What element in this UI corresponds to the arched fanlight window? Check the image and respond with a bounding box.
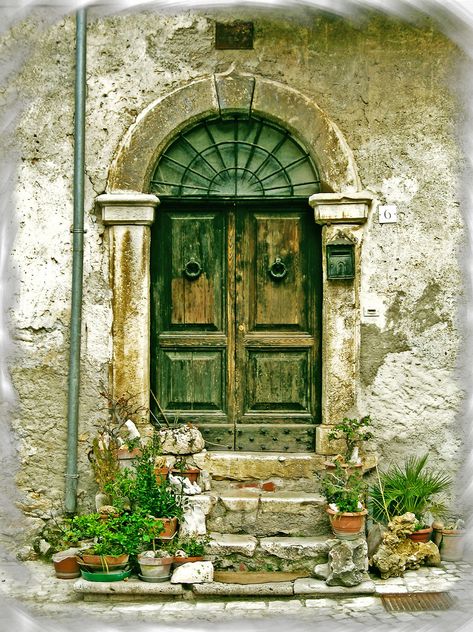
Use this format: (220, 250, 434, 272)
(150, 115, 320, 198)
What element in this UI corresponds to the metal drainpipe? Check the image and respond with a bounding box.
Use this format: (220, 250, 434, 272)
(65, 8, 87, 514)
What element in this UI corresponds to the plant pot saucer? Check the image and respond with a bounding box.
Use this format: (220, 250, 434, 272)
(80, 568, 132, 582)
(138, 573, 171, 583)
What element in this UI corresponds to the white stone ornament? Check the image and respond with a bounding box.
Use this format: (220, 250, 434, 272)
(170, 561, 214, 584)
(168, 474, 201, 495)
(179, 503, 207, 537)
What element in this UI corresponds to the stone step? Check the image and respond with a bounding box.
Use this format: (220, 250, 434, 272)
(200, 451, 326, 489)
(207, 533, 331, 573)
(205, 490, 330, 537)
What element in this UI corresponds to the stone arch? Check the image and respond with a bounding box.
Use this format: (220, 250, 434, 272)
(107, 73, 361, 194)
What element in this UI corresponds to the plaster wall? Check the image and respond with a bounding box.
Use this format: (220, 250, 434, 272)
(2, 7, 465, 552)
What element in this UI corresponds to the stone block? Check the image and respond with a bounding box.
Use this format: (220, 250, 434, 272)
(170, 561, 214, 584)
(294, 577, 375, 595)
(192, 581, 294, 596)
(73, 578, 184, 595)
(259, 537, 329, 560)
(208, 533, 258, 557)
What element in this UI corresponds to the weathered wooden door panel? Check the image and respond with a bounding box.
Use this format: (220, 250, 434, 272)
(151, 201, 321, 451)
(234, 206, 320, 451)
(151, 209, 231, 434)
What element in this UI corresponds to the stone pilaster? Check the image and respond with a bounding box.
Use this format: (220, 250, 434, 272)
(97, 193, 159, 418)
(309, 192, 374, 455)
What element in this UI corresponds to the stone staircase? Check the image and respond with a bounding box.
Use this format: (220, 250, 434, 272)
(200, 451, 333, 572)
(73, 451, 376, 601)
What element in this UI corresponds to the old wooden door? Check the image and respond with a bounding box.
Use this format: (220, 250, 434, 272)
(151, 200, 321, 451)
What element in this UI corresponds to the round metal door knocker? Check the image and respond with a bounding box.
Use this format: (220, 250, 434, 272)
(268, 257, 287, 280)
(183, 258, 203, 280)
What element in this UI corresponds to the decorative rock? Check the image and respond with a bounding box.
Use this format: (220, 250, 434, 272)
(17, 546, 37, 561)
(313, 563, 330, 580)
(326, 538, 368, 587)
(370, 513, 441, 579)
(367, 523, 386, 557)
(179, 503, 207, 537)
(95, 492, 111, 512)
(38, 539, 52, 556)
(168, 474, 202, 495)
(372, 539, 441, 579)
(157, 426, 205, 455)
(170, 561, 214, 584)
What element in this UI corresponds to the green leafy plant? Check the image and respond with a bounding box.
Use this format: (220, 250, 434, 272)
(369, 453, 452, 526)
(63, 510, 159, 557)
(104, 435, 185, 520)
(168, 535, 209, 558)
(320, 461, 366, 513)
(88, 387, 146, 492)
(328, 415, 373, 462)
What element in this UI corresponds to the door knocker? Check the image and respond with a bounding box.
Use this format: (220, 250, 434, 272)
(183, 257, 203, 280)
(268, 256, 288, 280)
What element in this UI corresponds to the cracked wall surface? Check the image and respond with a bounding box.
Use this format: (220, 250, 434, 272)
(2, 7, 466, 554)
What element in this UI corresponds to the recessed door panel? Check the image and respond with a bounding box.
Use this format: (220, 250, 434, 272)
(246, 350, 310, 412)
(158, 350, 226, 412)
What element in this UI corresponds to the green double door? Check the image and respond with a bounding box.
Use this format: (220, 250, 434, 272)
(151, 201, 322, 451)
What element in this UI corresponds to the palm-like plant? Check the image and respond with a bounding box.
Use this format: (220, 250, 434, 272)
(369, 454, 452, 526)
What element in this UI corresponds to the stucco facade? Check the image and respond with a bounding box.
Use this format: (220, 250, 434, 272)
(2, 6, 466, 552)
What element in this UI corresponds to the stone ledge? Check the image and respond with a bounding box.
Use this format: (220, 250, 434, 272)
(192, 581, 294, 596)
(74, 578, 184, 596)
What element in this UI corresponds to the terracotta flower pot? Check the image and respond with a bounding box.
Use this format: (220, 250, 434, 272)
(151, 516, 178, 539)
(326, 507, 367, 540)
(407, 526, 433, 543)
(78, 552, 129, 571)
(117, 446, 142, 470)
(138, 554, 174, 581)
(52, 552, 81, 579)
(439, 529, 465, 561)
(155, 466, 170, 483)
(171, 468, 200, 483)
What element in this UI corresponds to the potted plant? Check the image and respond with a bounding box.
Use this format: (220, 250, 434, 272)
(320, 461, 368, 539)
(369, 453, 452, 542)
(88, 388, 146, 509)
(105, 435, 185, 540)
(327, 415, 373, 467)
(169, 536, 208, 566)
(171, 457, 201, 483)
(137, 546, 174, 582)
(64, 510, 158, 580)
(433, 515, 466, 561)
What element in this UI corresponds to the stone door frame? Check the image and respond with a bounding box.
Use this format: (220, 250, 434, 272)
(96, 73, 374, 455)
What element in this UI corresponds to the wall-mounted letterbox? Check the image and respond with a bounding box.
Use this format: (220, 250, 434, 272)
(326, 236, 355, 280)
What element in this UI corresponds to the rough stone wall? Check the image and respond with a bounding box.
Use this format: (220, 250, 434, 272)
(3, 7, 465, 549)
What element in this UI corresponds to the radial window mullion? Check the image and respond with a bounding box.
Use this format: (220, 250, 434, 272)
(151, 115, 320, 198)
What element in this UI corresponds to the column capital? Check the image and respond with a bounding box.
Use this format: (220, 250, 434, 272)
(309, 191, 374, 225)
(96, 193, 160, 225)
